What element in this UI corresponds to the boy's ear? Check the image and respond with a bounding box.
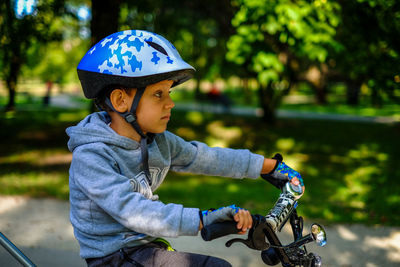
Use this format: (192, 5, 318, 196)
(109, 89, 131, 113)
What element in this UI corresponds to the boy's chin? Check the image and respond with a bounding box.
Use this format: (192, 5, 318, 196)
(152, 127, 168, 134)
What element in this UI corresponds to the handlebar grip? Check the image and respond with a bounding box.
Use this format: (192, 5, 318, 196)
(272, 153, 283, 162)
(201, 221, 239, 241)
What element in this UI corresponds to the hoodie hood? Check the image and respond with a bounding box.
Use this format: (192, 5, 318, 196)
(66, 112, 140, 152)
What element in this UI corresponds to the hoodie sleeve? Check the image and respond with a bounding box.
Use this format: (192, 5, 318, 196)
(164, 131, 264, 179)
(70, 144, 200, 237)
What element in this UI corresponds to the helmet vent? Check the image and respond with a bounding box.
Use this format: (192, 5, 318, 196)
(146, 41, 168, 56)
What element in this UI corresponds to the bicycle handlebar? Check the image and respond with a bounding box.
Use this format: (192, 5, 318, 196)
(200, 154, 327, 266)
(201, 214, 271, 251)
(201, 221, 239, 241)
(202, 153, 285, 242)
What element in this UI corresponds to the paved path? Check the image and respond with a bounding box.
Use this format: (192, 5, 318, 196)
(49, 94, 400, 125)
(0, 196, 399, 267)
(173, 103, 399, 124)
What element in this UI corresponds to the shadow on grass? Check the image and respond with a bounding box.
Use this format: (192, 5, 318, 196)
(167, 110, 400, 226)
(1, 107, 399, 225)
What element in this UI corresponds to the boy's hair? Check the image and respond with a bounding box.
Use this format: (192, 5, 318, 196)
(95, 86, 134, 112)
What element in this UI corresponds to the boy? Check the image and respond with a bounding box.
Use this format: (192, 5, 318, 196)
(67, 30, 304, 266)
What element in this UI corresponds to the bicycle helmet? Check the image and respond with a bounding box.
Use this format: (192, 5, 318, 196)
(77, 30, 195, 185)
(77, 29, 195, 99)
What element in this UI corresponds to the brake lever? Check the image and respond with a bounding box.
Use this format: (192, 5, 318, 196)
(225, 215, 270, 251)
(290, 210, 304, 241)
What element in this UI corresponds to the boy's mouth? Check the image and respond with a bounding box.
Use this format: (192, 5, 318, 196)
(161, 114, 171, 120)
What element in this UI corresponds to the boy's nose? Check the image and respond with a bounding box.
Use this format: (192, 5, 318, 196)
(165, 96, 175, 109)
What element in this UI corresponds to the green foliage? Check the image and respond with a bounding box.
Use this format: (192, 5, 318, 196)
(226, 0, 400, 115)
(253, 52, 283, 86)
(0, 106, 89, 199)
(227, 0, 342, 121)
(0, 103, 399, 226)
(0, 0, 67, 72)
(4, 0, 399, 113)
(228, 0, 341, 81)
(20, 1, 89, 84)
(333, 0, 400, 104)
(23, 38, 88, 84)
(0, 0, 73, 110)
(118, 0, 239, 83)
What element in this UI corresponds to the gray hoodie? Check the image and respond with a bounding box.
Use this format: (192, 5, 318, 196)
(66, 112, 264, 258)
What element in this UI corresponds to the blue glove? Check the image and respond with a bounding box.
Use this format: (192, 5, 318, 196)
(261, 153, 304, 189)
(200, 205, 240, 226)
(272, 161, 304, 186)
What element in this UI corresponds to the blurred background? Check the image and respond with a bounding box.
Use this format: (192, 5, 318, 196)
(0, 0, 399, 236)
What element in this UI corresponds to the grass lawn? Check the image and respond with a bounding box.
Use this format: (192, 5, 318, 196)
(279, 102, 400, 119)
(0, 105, 399, 226)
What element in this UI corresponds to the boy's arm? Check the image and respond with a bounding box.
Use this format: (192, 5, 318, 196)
(164, 131, 264, 179)
(164, 132, 303, 188)
(261, 158, 278, 174)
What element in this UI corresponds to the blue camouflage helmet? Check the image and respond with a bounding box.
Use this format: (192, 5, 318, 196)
(77, 29, 195, 99)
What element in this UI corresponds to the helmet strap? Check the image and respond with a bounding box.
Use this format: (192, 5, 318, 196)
(124, 87, 146, 138)
(104, 87, 152, 186)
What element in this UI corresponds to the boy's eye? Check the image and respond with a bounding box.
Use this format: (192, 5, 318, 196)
(154, 89, 172, 98)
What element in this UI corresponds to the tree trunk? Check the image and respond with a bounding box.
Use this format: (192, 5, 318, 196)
(4, 45, 22, 112)
(314, 85, 327, 105)
(90, 0, 121, 45)
(242, 78, 252, 104)
(3, 0, 19, 112)
(346, 81, 361, 106)
(371, 87, 382, 108)
(304, 65, 327, 105)
(89, 0, 121, 112)
(194, 79, 202, 101)
(258, 83, 276, 124)
(5, 79, 17, 111)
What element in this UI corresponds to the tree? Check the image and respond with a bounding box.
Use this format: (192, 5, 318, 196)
(0, 0, 66, 111)
(120, 0, 238, 98)
(90, 0, 121, 45)
(227, 0, 341, 123)
(333, 0, 400, 106)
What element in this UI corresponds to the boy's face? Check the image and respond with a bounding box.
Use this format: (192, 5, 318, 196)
(133, 80, 175, 134)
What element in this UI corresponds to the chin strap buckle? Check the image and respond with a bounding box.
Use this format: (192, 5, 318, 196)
(124, 113, 137, 123)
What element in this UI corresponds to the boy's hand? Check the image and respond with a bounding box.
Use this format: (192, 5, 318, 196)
(261, 154, 304, 192)
(200, 205, 252, 234)
(233, 208, 253, 234)
(273, 161, 304, 187)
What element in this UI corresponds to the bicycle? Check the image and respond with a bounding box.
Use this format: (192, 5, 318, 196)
(1, 152, 326, 267)
(0, 231, 36, 267)
(201, 166, 327, 267)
